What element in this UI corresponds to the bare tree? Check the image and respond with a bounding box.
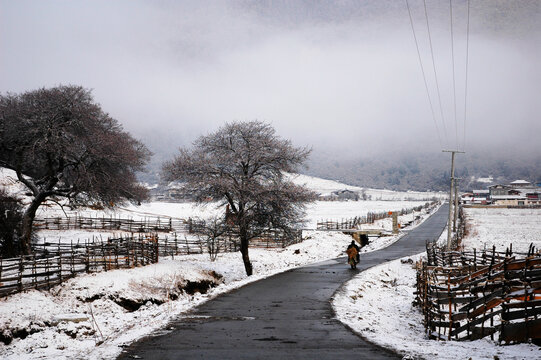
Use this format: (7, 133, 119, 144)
(195, 216, 230, 262)
(0, 85, 151, 254)
(163, 121, 316, 276)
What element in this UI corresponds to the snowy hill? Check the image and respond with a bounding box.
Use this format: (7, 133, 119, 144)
(1, 167, 444, 206)
(0, 167, 28, 202)
(287, 173, 444, 201)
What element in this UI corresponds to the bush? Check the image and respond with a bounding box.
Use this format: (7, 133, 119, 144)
(0, 190, 24, 257)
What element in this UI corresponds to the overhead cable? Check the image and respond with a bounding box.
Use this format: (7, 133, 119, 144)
(463, 0, 470, 152)
(449, 0, 458, 150)
(423, 0, 449, 148)
(405, 0, 443, 149)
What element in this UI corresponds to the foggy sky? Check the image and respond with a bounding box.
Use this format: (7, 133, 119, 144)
(1, 0, 540, 161)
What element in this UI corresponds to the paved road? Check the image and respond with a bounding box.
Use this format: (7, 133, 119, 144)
(118, 204, 448, 360)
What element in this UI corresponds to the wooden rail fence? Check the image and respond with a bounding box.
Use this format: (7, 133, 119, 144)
(416, 244, 541, 344)
(0, 228, 303, 298)
(0, 237, 159, 298)
(33, 215, 193, 233)
(316, 201, 438, 230)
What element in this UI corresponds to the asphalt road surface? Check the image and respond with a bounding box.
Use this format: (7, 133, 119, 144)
(118, 204, 448, 360)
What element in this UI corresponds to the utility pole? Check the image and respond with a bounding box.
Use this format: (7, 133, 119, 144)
(453, 178, 460, 232)
(443, 150, 465, 250)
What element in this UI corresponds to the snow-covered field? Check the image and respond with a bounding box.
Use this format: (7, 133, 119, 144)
(8, 165, 536, 360)
(462, 207, 541, 253)
(0, 203, 439, 359)
(1, 223, 419, 360)
(333, 207, 541, 359)
(287, 173, 445, 201)
(0, 167, 445, 359)
(37, 200, 430, 226)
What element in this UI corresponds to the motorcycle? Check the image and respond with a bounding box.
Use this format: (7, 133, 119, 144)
(346, 244, 359, 269)
(348, 255, 357, 269)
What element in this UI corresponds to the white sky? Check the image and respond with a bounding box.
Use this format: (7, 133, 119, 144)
(1, 0, 540, 157)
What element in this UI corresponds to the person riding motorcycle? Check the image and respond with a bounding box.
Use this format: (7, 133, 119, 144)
(346, 241, 359, 269)
(347, 240, 360, 262)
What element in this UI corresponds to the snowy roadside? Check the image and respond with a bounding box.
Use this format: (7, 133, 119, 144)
(1, 231, 351, 359)
(1, 226, 399, 360)
(332, 254, 539, 360)
(332, 207, 541, 359)
(0, 201, 440, 359)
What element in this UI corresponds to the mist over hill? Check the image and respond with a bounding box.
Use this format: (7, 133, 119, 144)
(304, 147, 541, 192)
(137, 137, 541, 192)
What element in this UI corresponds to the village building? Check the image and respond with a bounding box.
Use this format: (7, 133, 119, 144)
(318, 189, 360, 201)
(509, 179, 534, 188)
(488, 184, 510, 197)
(465, 179, 540, 206)
(471, 189, 491, 204)
(490, 194, 526, 206)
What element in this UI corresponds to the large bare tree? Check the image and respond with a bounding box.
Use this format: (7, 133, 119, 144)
(163, 121, 316, 276)
(0, 85, 150, 254)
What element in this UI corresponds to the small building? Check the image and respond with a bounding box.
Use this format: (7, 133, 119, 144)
(490, 195, 526, 206)
(489, 184, 510, 197)
(332, 189, 360, 201)
(318, 189, 359, 201)
(472, 189, 490, 200)
(509, 180, 533, 188)
(525, 192, 541, 205)
(460, 192, 474, 204)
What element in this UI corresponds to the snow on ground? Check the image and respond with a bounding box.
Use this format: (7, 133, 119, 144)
(287, 173, 445, 201)
(0, 202, 441, 359)
(333, 207, 541, 359)
(32, 201, 433, 246)
(462, 207, 541, 253)
(303, 200, 429, 229)
(0, 167, 27, 201)
(1, 228, 398, 360)
(35, 201, 224, 221)
(333, 255, 539, 360)
(34, 197, 433, 233)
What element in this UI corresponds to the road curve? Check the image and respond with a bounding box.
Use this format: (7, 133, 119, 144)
(118, 204, 448, 360)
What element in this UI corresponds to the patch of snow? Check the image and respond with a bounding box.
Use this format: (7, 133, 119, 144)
(333, 255, 538, 360)
(286, 173, 445, 201)
(333, 207, 541, 359)
(0, 205, 442, 359)
(476, 176, 494, 184)
(462, 208, 541, 253)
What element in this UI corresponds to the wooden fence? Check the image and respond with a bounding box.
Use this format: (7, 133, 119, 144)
(416, 244, 541, 344)
(0, 237, 159, 298)
(157, 229, 303, 258)
(316, 201, 438, 230)
(33, 215, 193, 233)
(0, 228, 303, 298)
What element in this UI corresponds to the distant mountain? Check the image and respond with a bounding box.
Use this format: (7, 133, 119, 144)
(304, 148, 541, 192)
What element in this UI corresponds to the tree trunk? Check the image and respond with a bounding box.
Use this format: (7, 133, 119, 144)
(20, 196, 44, 255)
(239, 226, 252, 276)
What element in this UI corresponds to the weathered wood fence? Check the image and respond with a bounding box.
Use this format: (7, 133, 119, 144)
(316, 201, 438, 230)
(34, 215, 191, 233)
(0, 228, 302, 298)
(416, 244, 541, 344)
(0, 237, 159, 298)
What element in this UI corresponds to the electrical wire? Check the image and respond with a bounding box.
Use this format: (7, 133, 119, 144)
(463, 0, 470, 152)
(423, 0, 449, 148)
(449, 0, 458, 150)
(405, 0, 443, 149)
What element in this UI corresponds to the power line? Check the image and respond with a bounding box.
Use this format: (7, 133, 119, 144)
(405, 0, 443, 149)
(449, 0, 458, 150)
(423, 0, 449, 148)
(463, 0, 470, 152)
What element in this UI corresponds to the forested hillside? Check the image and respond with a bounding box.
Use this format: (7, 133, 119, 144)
(305, 148, 541, 192)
